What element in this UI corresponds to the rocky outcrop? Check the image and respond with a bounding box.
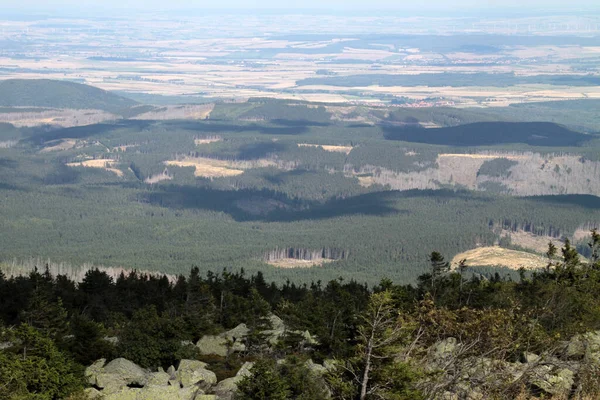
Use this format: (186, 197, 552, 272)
(176, 359, 218, 390)
(85, 358, 218, 400)
(422, 333, 600, 399)
(196, 324, 249, 357)
(213, 362, 254, 400)
(86, 358, 148, 393)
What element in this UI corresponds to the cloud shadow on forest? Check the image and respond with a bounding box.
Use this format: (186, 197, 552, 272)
(138, 184, 406, 222)
(0, 158, 17, 169)
(23, 120, 153, 144)
(527, 194, 600, 210)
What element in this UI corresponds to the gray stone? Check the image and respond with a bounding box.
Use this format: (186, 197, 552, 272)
(103, 336, 119, 345)
(305, 359, 328, 375)
(226, 323, 249, 339)
(236, 361, 254, 378)
(196, 324, 248, 356)
(213, 362, 254, 400)
(147, 370, 171, 387)
(102, 387, 141, 400)
(262, 314, 286, 345)
(523, 352, 540, 364)
(213, 378, 238, 400)
(85, 358, 106, 385)
(91, 358, 148, 394)
(177, 359, 218, 390)
(83, 387, 103, 399)
(532, 367, 575, 396)
(196, 336, 231, 357)
(433, 337, 459, 358)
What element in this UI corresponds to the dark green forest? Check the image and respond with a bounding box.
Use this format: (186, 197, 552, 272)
(2, 96, 600, 284)
(3, 236, 600, 399)
(0, 79, 138, 114)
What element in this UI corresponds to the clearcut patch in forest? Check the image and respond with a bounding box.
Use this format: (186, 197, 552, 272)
(40, 139, 78, 153)
(263, 247, 348, 269)
(266, 258, 328, 268)
(164, 157, 284, 179)
(298, 143, 353, 154)
(164, 157, 245, 178)
(452, 246, 547, 270)
(66, 159, 124, 176)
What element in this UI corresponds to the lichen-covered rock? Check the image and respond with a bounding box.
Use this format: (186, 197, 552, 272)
(531, 367, 575, 396)
(214, 378, 237, 400)
(177, 359, 218, 390)
(213, 362, 255, 400)
(196, 336, 231, 357)
(85, 358, 106, 385)
(195, 395, 217, 400)
(305, 359, 328, 375)
(94, 358, 148, 393)
(236, 361, 254, 378)
(433, 337, 459, 358)
(262, 314, 286, 345)
(102, 387, 142, 400)
(565, 330, 600, 366)
(147, 370, 171, 387)
(522, 352, 540, 364)
(227, 323, 250, 339)
(84, 387, 103, 399)
(196, 324, 248, 356)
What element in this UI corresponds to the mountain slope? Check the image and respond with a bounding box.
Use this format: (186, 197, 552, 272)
(0, 79, 137, 114)
(383, 121, 592, 147)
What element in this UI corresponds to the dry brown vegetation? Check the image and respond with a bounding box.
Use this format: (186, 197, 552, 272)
(40, 139, 78, 153)
(194, 136, 223, 145)
(298, 143, 353, 154)
(131, 104, 214, 120)
(0, 108, 117, 127)
(265, 258, 328, 269)
(164, 157, 245, 178)
(451, 246, 547, 270)
(164, 156, 293, 179)
(66, 159, 124, 176)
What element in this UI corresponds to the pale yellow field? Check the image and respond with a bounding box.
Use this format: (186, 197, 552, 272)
(132, 104, 214, 120)
(298, 143, 353, 154)
(194, 137, 222, 145)
(165, 157, 244, 178)
(451, 246, 547, 270)
(66, 159, 123, 176)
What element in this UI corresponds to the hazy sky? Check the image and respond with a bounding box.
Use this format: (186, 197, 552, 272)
(2, 0, 599, 12)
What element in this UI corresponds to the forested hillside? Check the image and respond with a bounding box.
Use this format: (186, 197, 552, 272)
(2, 95, 600, 284)
(0, 79, 138, 114)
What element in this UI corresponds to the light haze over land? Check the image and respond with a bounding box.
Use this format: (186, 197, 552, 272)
(1, 0, 599, 13)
